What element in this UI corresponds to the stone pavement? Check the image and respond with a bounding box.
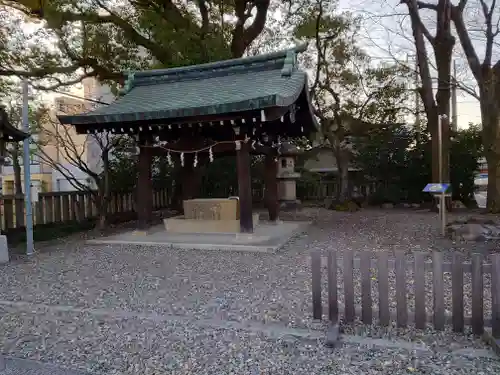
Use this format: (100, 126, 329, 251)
(86, 221, 310, 253)
(0, 356, 89, 375)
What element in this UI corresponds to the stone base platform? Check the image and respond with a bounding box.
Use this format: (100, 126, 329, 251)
(86, 221, 310, 253)
(164, 213, 260, 234)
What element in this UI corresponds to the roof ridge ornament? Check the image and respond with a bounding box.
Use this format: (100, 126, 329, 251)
(128, 44, 309, 82)
(119, 71, 135, 96)
(281, 50, 297, 77)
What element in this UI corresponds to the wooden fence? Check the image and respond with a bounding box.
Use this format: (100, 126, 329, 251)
(311, 251, 500, 338)
(0, 189, 170, 232)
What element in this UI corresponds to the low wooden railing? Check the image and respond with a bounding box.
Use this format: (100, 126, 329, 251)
(311, 251, 500, 338)
(0, 189, 170, 232)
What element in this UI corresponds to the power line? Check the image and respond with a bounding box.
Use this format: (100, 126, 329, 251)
(52, 90, 110, 106)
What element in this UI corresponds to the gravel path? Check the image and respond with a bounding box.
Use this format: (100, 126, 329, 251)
(0, 208, 498, 374)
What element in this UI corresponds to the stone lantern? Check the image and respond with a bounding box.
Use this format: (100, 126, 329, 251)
(277, 142, 301, 209)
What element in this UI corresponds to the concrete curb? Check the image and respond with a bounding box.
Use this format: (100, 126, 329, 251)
(86, 221, 311, 254)
(0, 356, 89, 374)
(86, 240, 278, 253)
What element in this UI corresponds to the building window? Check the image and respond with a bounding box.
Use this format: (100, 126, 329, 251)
(281, 158, 287, 168)
(58, 102, 66, 113)
(4, 181, 14, 195)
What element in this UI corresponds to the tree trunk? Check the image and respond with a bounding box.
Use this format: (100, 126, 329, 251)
(480, 71, 500, 212)
(404, 0, 454, 211)
(94, 192, 108, 231)
(11, 145, 24, 227)
(11, 146, 22, 195)
(485, 148, 500, 212)
(336, 150, 350, 202)
(97, 150, 110, 230)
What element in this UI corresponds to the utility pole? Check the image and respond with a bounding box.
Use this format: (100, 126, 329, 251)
(451, 59, 458, 132)
(414, 58, 421, 136)
(22, 79, 34, 256)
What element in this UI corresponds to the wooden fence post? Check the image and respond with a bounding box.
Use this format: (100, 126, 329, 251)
(53, 195, 62, 222)
(377, 252, 390, 327)
(311, 251, 322, 320)
(395, 251, 407, 327)
(451, 253, 464, 333)
(44, 195, 54, 223)
(433, 251, 445, 331)
(36, 198, 45, 226)
(492, 254, 500, 338)
(327, 251, 338, 323)
(471, 253, 484, 335)
(343, 251, 355, 323)
(77, 193, 86, 221)
(85, 193, 93, 219)
(414, 252, 426, 329)
(61, 194, 70, 222)
(360, 251, 372, 325)
(70, 194, 78, 221)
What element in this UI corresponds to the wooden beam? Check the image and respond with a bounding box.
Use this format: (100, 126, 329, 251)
(264, 154, 279, 221)
(137, 136, 153, 229)
(263, 106, 289, 122)
(236, 141, 253, 233)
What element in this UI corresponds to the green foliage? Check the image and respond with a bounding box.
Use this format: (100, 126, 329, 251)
(0, 0, 273, 89)
(353, 124, 482, 206)
(108, 137, 138, 192)
(450, 124, 482, 206)
(108, 138, 175, 192)
(289, 0, 411, 201)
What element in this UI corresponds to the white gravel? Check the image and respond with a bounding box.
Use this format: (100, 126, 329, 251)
(0, 208, 498, 374)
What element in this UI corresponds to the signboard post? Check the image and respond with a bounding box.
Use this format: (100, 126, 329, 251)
(423, 183, 450, 236)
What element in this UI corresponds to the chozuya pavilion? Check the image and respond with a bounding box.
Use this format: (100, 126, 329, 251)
(58, 44, 318, 234)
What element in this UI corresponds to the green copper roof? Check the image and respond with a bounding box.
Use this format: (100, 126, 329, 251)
(58, 44, 312, 126)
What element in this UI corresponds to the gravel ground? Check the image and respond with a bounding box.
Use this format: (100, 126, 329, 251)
(0, 306, 498, 375)
(0, 208, 498, 374)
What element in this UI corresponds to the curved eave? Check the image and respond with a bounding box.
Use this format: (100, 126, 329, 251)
(57, 95, 278, 126)
(302, 77, 320, 133)
(58, 73, 310, 127)
(0, 122, 30, 142)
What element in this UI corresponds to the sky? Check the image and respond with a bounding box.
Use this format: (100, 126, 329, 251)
(336, 0, 486, 129)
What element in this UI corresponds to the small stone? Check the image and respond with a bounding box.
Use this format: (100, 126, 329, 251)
(323, 198, 334, 209)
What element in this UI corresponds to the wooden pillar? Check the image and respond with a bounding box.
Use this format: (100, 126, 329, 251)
(181, 154, 197, 202)
(137, 136, 153, 229)
(237, 141, 253, 233)
(264, 154, 279, 222)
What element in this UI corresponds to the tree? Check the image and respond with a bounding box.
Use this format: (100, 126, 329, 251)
(400, 0, 455, 199)
(35, 111, 123, 229)
(414, 0, 500, 211)
(353, 121, 482, 206)
(353, 124, 422, 203)
(0, 0, 273, 88)
(293, 0, 410, 202)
